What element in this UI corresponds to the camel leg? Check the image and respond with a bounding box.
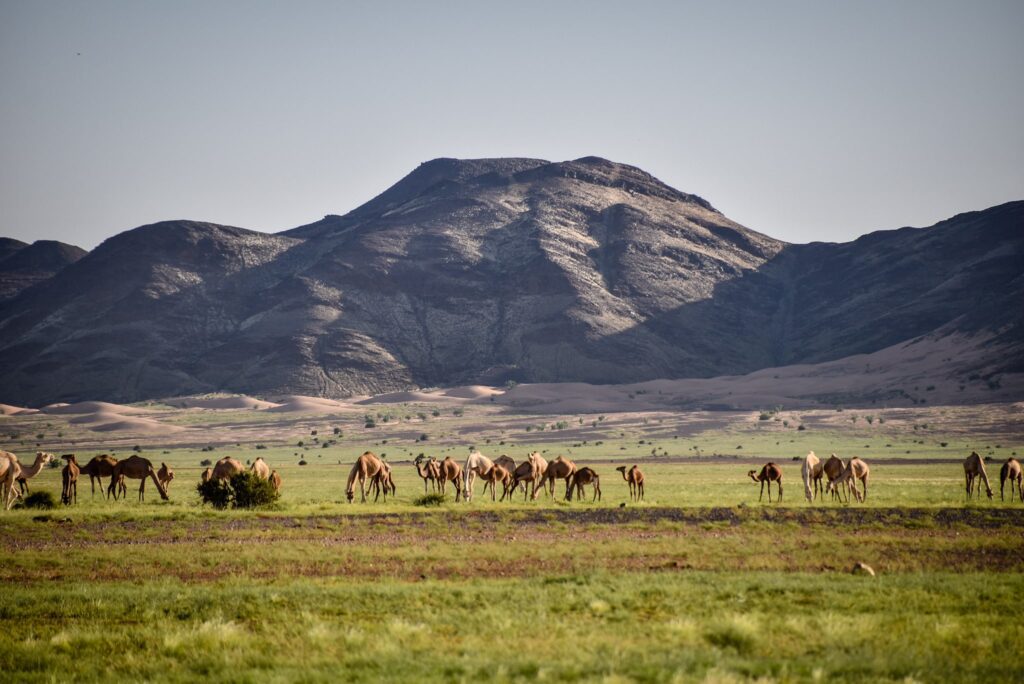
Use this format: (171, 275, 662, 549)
(759, 480, 765, 502)
(139, 478, 145, 502)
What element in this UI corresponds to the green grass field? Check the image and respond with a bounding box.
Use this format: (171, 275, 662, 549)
(2, 406, 1022, 682)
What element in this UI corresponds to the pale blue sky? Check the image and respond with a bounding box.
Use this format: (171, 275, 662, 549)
(1, 0, 1021, 249)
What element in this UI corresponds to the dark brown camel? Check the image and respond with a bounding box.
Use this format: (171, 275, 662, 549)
(748, 463, 783, 502)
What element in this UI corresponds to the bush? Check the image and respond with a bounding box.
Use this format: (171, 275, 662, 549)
(413, 493, 447, 507)
(197, 472, 279, 510)
(200, 459, 212, 467)
(20, 491, 57, 509)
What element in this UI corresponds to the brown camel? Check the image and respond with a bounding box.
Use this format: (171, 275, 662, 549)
(414, 454, 440, 493)
(212, 456, 245, 481)
(480, 464, 511, 502)
(833, 458, 870, 503)
(108, 455, 169, 502)
(963, 451, 993, 500)
(61, 454, 80, 506)
(1000, 458, 1022, 502)
(200, 467, 213, 483)
(269, 470, 282, 493)
(748, 463, 783, 502)
(346, 451, 386, 503)
(822, 454, 848, 502)
(157, 463, 175, 492)
(80, 455, 118, 498)
(372, 461, 397, 502)
(615, 465, 645, 502)
(569, 467, 601, 502)
(250, 457, 271, 480)
(437, 457, 463, 501)
(16, 452, 55, 495)
(536, 456, 576, 500)
(1, 450, 24, 510)
(484, 455, 516, 499)
(510, 460, 536, 500)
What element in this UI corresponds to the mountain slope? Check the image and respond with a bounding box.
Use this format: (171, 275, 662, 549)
(0, 158, 1020, 406)
(0, 239, 87, 301)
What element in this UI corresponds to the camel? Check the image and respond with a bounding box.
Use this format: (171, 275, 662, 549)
(269, 470, 282, 493)
(437, 457, 463, 501)
(482, 455, 516, 499)
(212, 456, 245, 481)
(999, 457, 1022, 502)
(79, 455, 119, 498)
(16, 452, 54, 495)
(200, 467, 213, 483)
(748, 463, 783, 502)
(61, 454, 80, 506)
(414, 454, 440, 493)
(963, 451, 993, 500)
(250, 457, 271, 480)
(822, 454, 848, 502)
(157, 463, 174, 492)
(833, 458, 870, 503)
(108, 455, 169, 502)
(479, 464, 511, 502)
(615, 465, 645, 502)
(463, 451, 495, 503)
(346, 451, 386, 503)
(0, 451, 24, 510)
(372, 461, 397, 502)
(569, 467, 601, 502)
(527, 452, 548, 491)
(536, 456, 576, 500)
(801, 451, 823, 503)
(510, 460, 537, 500)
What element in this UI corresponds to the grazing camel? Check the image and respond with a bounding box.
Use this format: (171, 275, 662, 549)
(510, 460, 537, 500)
(414, 454, 439, 493)
(250, 457, 271, 480)
(212, 456, 245, 481)
(157, 463, 174, 492)
(479, 464, 511, 502)
(536, 456, 576, 500)
(569, 467, 601, 502)
(822, 454, 848, 502)
(615, 465, 645, 502)
(200, 467, 213, 483)
(963, 451, 993, 500)
(999, 458, 1022, 502)
(801, 451, 823, 503)
(80, 455, 118, 498)
(346, 451, 386, 503)
(748, 463, 783, 503)
(463, 451, 495, 503)
(16, 452, 55, 495)
(482, 455, 516, 500)
(108, 455, 169, 502)
(61, 454, 80, 506)
(437, 457, 463, 501)
(269, 470, 282, 493)
(0, 451, 24, 510)
(833, 458, 870, 503)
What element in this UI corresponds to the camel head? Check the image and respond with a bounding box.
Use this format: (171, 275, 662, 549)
(747, 469, 759, 483)
(346, 488, 355, 503)
(37, 452, 54, 467)
(61, 453, 78, 465)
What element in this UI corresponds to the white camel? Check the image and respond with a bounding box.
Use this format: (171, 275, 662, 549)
(801, 450, 822, 503)
(463, 450, 495, 503)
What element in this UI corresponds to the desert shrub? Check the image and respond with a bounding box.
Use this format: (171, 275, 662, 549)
(797, 425, 806, 431)
(758, 412, 771, 421)
(197, 472, 279, 510)
(200, 459, 212, 466)
(413, 493, 447, 507)
(20, 491, 57, 509)
(452, 408, 464, 417)
(419, 433, 429, 441)
(364, 419, 376, 428)
(298, 459, 307, 466)
(255, 444, 267, 450)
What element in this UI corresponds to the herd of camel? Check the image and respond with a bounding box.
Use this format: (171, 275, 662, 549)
(1, 447, 1021, 510)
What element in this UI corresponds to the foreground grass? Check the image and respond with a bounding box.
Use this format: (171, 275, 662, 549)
(3, 572, 1021, 683)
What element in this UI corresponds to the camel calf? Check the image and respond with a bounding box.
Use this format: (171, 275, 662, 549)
(61, 454, 80, 506)
(749, 463, 783, 503)
(157, 463, 174, 492)
(569, 467, 601, 502)
(269, 470, 282, 493)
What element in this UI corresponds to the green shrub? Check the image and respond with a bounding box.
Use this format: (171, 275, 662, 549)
(20, 491, 57, 509)
(413, 493, 447, 507)
(196, 472, 279, 510)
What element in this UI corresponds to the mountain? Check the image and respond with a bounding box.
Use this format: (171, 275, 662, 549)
(0, 157, 1020, 406)
(0, 239, 87, 301)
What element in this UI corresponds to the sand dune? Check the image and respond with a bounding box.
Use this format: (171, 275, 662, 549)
(359, 385, 505, 404)
(43, 401, 145, 416)
(69, 410, 183, 433)
(443, 385, 504, 400)
(168, 395, 281, 410)
(266, 396, 361, 413)
(0, 403, 38, 416)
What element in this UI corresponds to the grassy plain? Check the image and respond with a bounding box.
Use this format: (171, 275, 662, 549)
(2, 401, 1022, 682)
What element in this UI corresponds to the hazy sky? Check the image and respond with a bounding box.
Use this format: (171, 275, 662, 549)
(1, 1, 1021, 250)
